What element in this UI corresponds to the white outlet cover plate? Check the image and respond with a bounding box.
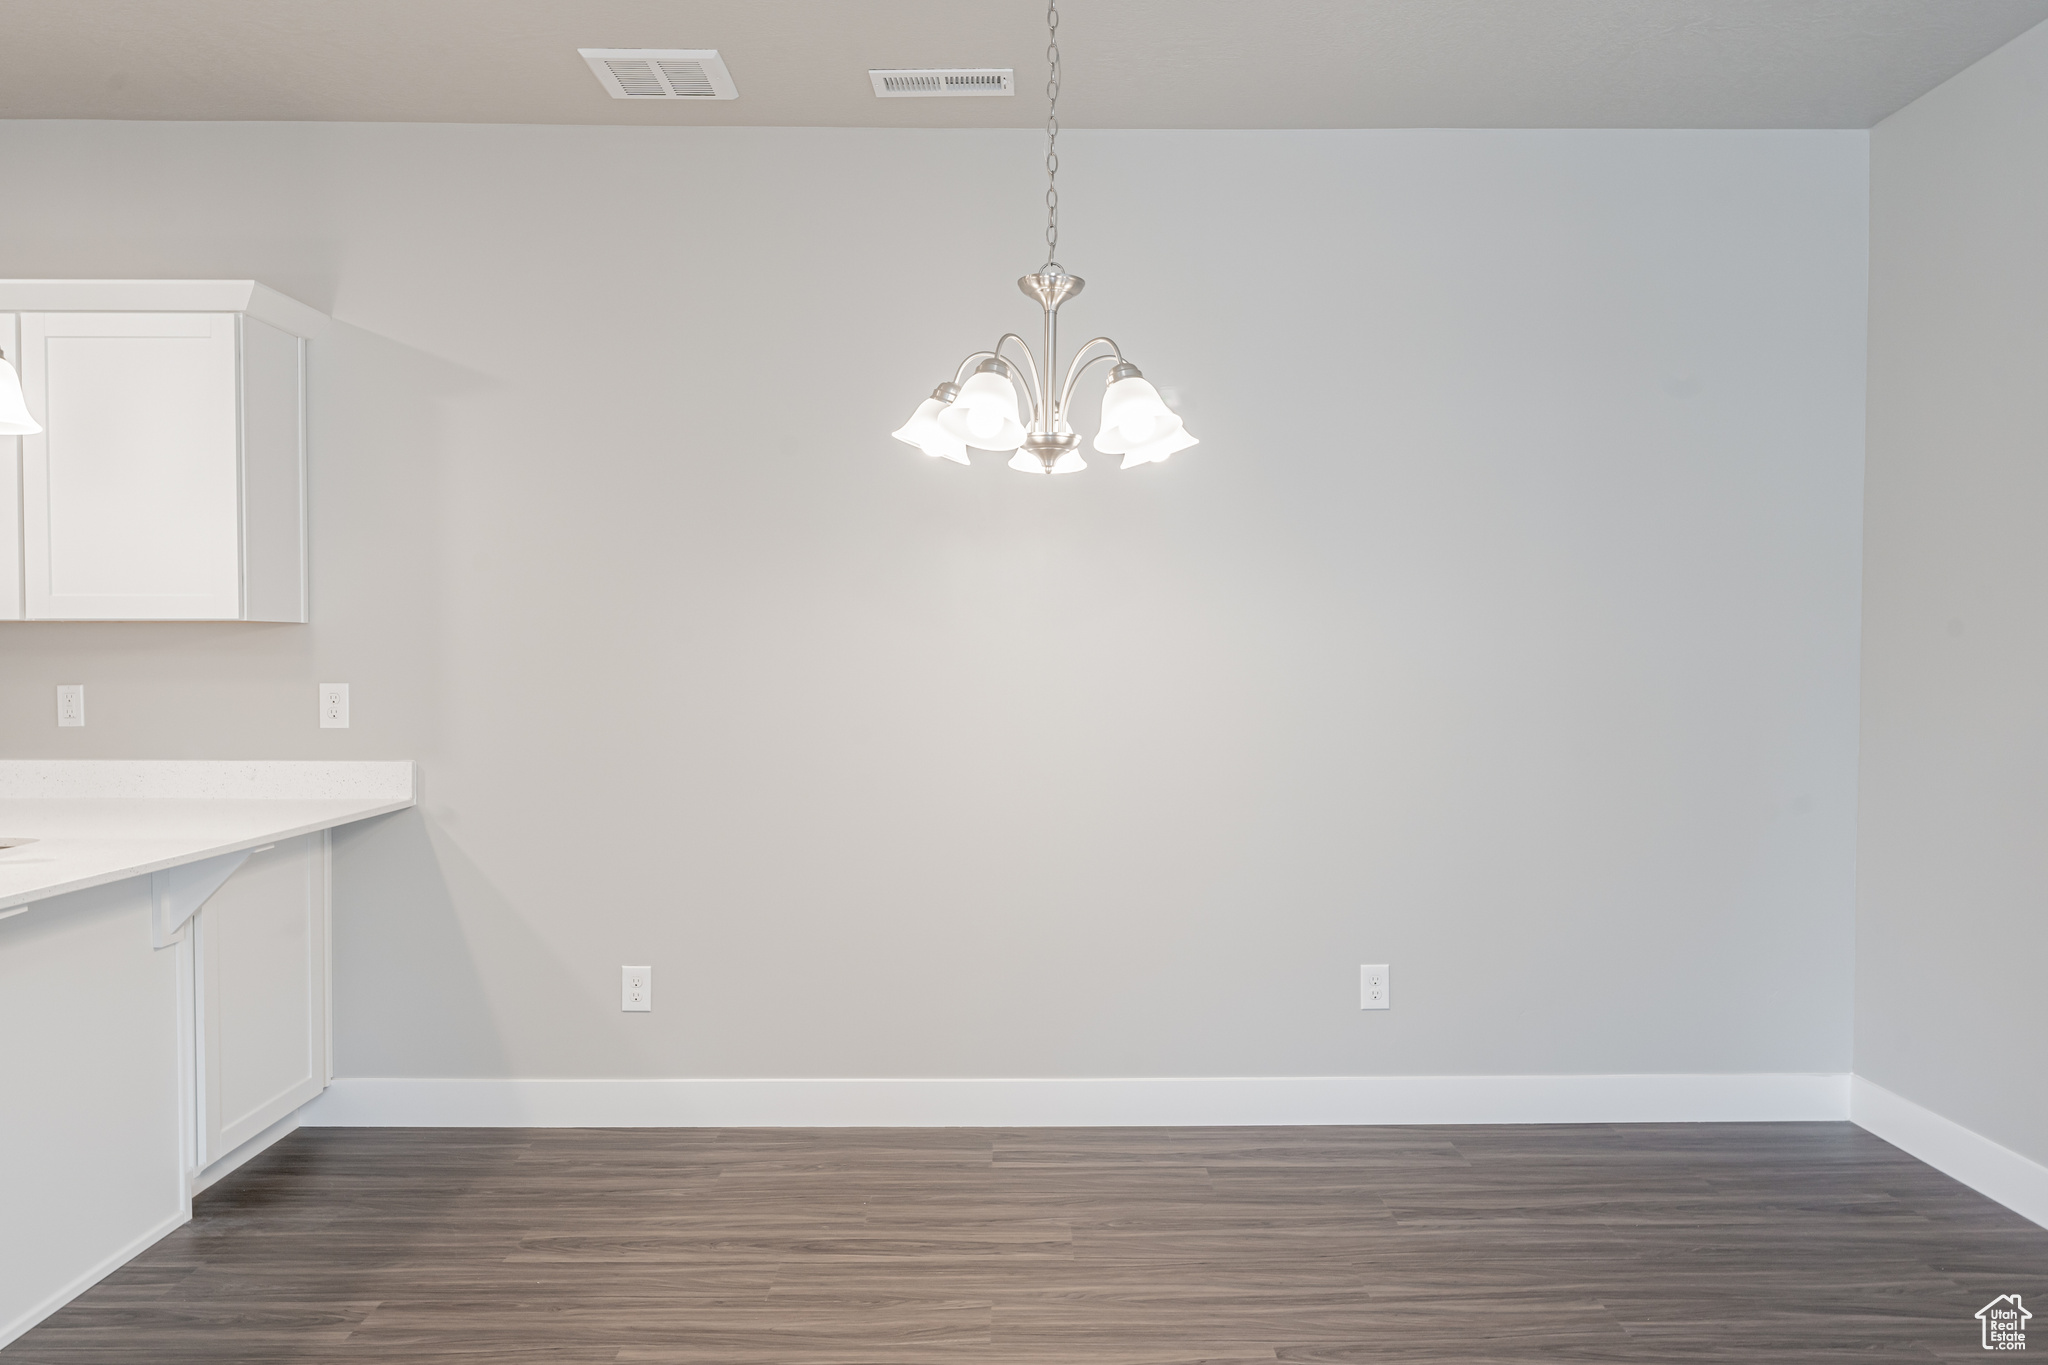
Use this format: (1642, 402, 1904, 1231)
(320, 683, 350, 728)
(57, 685, 84, 727)
(1361, 964, 1390, 1010)
(622, 965, 651, 1012)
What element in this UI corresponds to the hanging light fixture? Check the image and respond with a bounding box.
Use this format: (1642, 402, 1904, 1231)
(891, 0, 1195, 475)
(0, 348, 40, 436)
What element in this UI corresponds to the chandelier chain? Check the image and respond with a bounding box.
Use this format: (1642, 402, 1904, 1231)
(888, 0, 1194, 474)
(1043, 0, 1062, 274)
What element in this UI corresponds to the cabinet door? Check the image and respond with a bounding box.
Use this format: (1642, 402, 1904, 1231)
(0, 313, 21, 619)
(19, 312, 242, 620)
(196, 834, 329, 1164)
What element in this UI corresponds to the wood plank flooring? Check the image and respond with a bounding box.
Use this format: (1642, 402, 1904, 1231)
(9, 1123, 2047, 1362)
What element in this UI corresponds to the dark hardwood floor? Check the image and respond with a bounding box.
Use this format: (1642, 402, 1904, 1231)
(9, 1123, 2046, 1362)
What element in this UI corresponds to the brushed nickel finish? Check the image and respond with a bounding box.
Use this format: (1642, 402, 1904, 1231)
(1018, 271, 1085, 311)
(896, 0, 1176, 474)
(1019, 430, 1081, 473)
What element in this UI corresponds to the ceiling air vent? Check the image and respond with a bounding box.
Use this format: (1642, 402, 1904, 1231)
(870, 69, 1014, 98)
(580, 49, 739, 100)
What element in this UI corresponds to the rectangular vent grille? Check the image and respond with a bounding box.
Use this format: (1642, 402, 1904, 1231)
(870, 69, 1014, 98)
(579, 49, 738, 100)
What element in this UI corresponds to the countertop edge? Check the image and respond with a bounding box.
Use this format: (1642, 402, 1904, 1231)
(0, 794, 417, 912)
(0, 758, 416, 802)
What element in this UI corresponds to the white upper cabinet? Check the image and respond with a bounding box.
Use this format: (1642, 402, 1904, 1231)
(0, 281, 327, 622)
(0, 313, 22, 620)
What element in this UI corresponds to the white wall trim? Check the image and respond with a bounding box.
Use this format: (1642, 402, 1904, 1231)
(1851, 1076, 2048, 1231)
(0, 1207, 188, 1352)
(301, 1072, 1850, 1129)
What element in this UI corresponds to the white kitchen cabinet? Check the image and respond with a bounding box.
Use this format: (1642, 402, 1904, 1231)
(192, 833, 330, 1167)
(0, 760, 411, 1349)
(0, 876, 186, 1352)
(0, 280, 327, 622)
(0, 312, 23, 619)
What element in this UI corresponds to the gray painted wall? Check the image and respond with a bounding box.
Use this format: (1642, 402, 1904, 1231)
(1860, 21, 2048, 1163)
(0, 123, 1867, 1081)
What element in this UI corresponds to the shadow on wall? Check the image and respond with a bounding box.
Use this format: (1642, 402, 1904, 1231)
(331, 804, 595, 1080)
(306, 321, 488, 740)
(0, 321, 488, 761)
(280, 317, 634, 1080)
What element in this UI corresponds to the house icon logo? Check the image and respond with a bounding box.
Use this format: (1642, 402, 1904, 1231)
(1978, 1294, 2030, 1350)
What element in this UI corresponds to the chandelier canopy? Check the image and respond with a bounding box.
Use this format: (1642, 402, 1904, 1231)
(891, 0, 1195, 476)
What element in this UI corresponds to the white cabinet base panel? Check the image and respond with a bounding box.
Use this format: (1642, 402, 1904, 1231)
(0, 880, 187, 1350)
(191, 1112, 307, 1198)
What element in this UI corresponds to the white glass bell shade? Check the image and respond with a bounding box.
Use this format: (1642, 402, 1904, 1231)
(1117, 426, 1198, 469)
(1093, 375, 1181, 454)
(891, 397, 968, 464)
(936, 370, 1027, 451)
(0, 357, 41, 436)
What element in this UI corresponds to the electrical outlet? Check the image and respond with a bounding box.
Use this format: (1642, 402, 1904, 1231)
(622, 965, 652, 1012)
(56, 685, 84, 727)
(1360, 964, 1390, 1010)
(319, 683, 350, 728)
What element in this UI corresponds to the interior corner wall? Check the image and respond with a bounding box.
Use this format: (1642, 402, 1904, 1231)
(0, 123, 1867, 1086)
(1858, 19, 2048, 1165)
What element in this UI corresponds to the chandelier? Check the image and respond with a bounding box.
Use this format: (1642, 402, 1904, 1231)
(892, 0, 1195, 475)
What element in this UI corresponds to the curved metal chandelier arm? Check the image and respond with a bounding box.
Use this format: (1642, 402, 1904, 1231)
(951, 351, 997, 384)
(1056, 338, 1127, 419)
(992, 332, 1046, 423)
(888, 0, 1193, 476)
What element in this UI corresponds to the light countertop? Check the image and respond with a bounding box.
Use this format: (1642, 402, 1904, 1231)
(0, 761, 415, 912)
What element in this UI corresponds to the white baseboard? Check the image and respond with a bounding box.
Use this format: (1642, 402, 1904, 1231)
(191, 1111, 302, 1197)
(0, 1207, 188, 1352)
(1851, 1076, 2048, 1231)
(299, 1072, 1850, 1129)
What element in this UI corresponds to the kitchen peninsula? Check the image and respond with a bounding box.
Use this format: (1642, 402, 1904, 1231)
(0, 760, 414, 1348)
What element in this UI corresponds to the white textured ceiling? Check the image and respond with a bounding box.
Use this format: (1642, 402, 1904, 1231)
(1, 0, 2044, 129)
